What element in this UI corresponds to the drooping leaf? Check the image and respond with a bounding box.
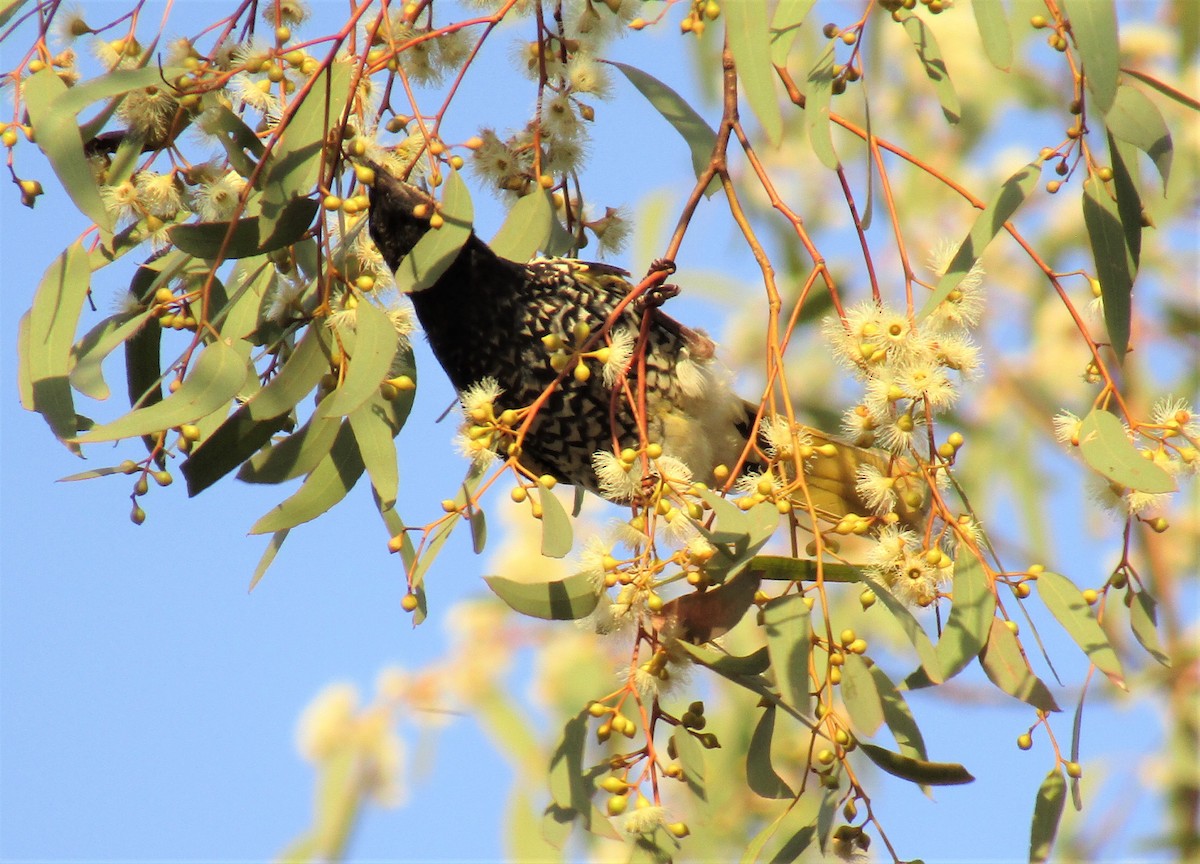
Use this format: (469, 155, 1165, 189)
(548, 710, 591, 814)
(762, 594, 812, 714)
(747, 707, 793, 799)
(901, 15, 961, 123)
(676, 642, 771, 679)
(1082, 177, 1135, 362)
(610, 62, 719, 196)
(26, 242, 92, 442)
(0, 0, 30, 28)
(858, 743, 974, 786)
(1104, 83, 1173, 192)
(249, 424, 365, 534)
(870, 662, 928, 761)
(394, 171, 473, 293)
(1061, 0, 1119, 113)
(979, 618, 1061, 712)
(1120, 67, 1200, 113)
(407, 463, 486, 595)
(1029, 767, 1067, 863)
(248, 529, 289, 592)
(490, 190, 554, 261)
(1127, 589, 1170, 666)
(348, 397, 402, 511)
(57, 465, 136, 482)
(804, 44, 839, 170)
(69, 307, 155, 400)
(725, 0, 782, 146)
(863, 577, 942, 685)
(321, 302, 400, 418)
(168, 197, 319, 259)
(1107, 133, 1143, 271)
(1078, 407, 1174, 493)
(538, 486, 574, 559)
(766, 796, 821, 863)
(769, 0, 817, 65)
(972, 0, 1013, 71)
(840, 654, 884, 737)
(905, 553, 995, 688)
(1037, 571, 1126, 690)
(74, 340, 249, 443)
(23, 70, 111, 231)
(199, 105, 265, 178)
(238, 393, 342, 485)
(484, 570, 602, 621)
(919, 162, 1040, 318)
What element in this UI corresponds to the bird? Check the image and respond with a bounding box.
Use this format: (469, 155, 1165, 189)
(367, 165, 914, 522)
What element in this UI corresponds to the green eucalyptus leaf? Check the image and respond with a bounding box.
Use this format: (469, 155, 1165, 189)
(1078, 407, 1174, 493)
(490, 190, 554, 261)
(1037, 571, 1126, 690)
(249, 423, 364, 534)
(469, 507, 487, 554)
(972, 0, 1013, 71)
(1120, 67, 1200, 113)
(1127, 589, 1170, 666)
(863, 577, 942, 685)
(538, 486, 574, 559)
(1061, 0, 1119, 113)
(901, 15, 961, 122)
(483, 570, 601, 621)
(1082, 177, 1135, 362)
(394, 171, 473, 293)
(168, 197, 319, 259)
(906, 553, 994, 688)
(248, 529, 289, 592)
(1029, 767, 1067, 863)
(870, 661, 928, 761)
(979, 618, 1061, 712)
(747, 707, 793, 799)
(726, 0, 782, 145)
(769, 0, 817, 65)
(804, 44, 840, 169)
(321, 302, 400, 418)
(841, 654, 884, 737)
(69, 307, 156, 400)
(548, 710, 591, 813)
(752, 555, 864, 584)
(858, 743, 974, 786)
(1107, 133, 1143, 271)
(1104, 83, 1172, 191)
(74, 340, 248, 443)
(238, 392, 342, 485)
(676, 642, 771, 678)
(27, 242, 92, 443)
(671, 727, 707, 804)
(763, 594, 812, 714)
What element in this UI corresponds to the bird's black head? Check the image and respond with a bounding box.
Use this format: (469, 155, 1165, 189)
(367, 165, 438, 273)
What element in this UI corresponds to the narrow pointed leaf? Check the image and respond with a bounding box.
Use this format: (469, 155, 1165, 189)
(17, 311, 34, 410)
(1104, 84, 1172, 192)
(870, 662, 927, 760)
(168, 198, 319, 259)
(1082, 177, 1135, 361)
(69, 308, 155, 400)
(906, 553, 994, 688)
(1037, 571, 1126, 690)
(408, 463, 486, 592)
(538, 486, 574, 558)
(841, 654, 884, 737)
(901, 16, 960, 122)
(490, 190, 554, 261)
(864, 577, 942, 685)
(27, 242, 92, 441)
(23, 70, 111, 231)
(1120, 67, 1200, 113)
(725, 0, 782, 145)
(769, 0, 816, 65)
(1107, 133, 1143, 270)
(676, 642, 771, 678)
(747, 707, 793, 799)
(1029, 768, 1067, 863)
(762, 594, 812, 714)
(238, 393, 342, 484)
(979, 618, 1061, 712)
(972, 0, 1013, 71)
(805, 45, 840, 169)
(394, 171, 473, 293)
(484, 570, 601, 621)
(348, 398, 402, 511)
(859, 743, 973, 785)
(920, 162, 1040, 318)
(249, 530, 289, 592)
(249, 424, 365, 534)
(670, 727, 707, 804)
(321, 302, 399, 418)
(610, 62, 719, 196)
(75, 340, 248, 443)
(752, 555, 864, 584)
(548, 710, 591, 812)
(1061, 0, 1119, 113)
(1128, 589, 1170, 666)
(1078, 408, 1174, 493)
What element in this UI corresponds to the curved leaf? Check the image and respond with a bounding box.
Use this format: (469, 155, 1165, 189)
(1107, 133, 1143, 271)
(27, 242, 92, 442)
(1128, 588, 1170, 666)
(769, 0, 817, 66)
(804, 44, 839, 170)
(394, 171, 473, 293)
(1078, 408, 1174, 493)
(238, 395, 342, 485)
(1037, 571, 1126, 690)
(752, 555, 864, 584)
(747, 707, 793, 799)
(726, 0, 782, 145)
(69, 308, 155, 400)
(906, 553, 994, 688)
(168, 197, 319, 259)
(74, 339, 248, 443)
(858, 743, 974, 786)
(863, 577, 942, 685)
(610, 62, 719, 196)
(979, 618, 1061, 712)
(483, 570, 601, 621)
(249, 530, 289, 592)
(763, 594, 812, 714)
(1029, 767, 1067, 863)
(23, 70, 111, 231)
(538, 486, 574, 559)
(670, 727, 707, 804)
(676, 642, 771, 679)
(901, 15, 961, 123)
(469, 507, 487, 554)
(1082, 177, 1135, 362)
(322, 302, 400, 418)
(1104, 83, 1172, 192)
(870, 662, 927, 761)
(920, 162, 1040, 318)
(840, 654, 884, 737)
(249, 423, 364, 534)
(972, 0, 1013, 71)
(490, 190, 554, 261)
(1120, 67, 1200, 113)
(1062, 0, 1119, 113)
(348, 398, 402, 511)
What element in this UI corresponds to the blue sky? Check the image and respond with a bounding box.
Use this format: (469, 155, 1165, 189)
(1, 2, 1193, 861)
